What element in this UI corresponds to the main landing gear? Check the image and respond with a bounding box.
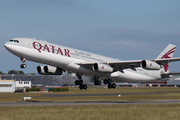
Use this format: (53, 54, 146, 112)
(75, 75, 87, 90)
(93, 76, 101, 86)
(93, 77, 116, 89)
(103, 79, 116, 89)
(20, 57, 26, 68)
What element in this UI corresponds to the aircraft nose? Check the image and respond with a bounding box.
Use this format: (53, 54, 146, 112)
(4, 43, 9, 50)
(4, 42, 13, 51)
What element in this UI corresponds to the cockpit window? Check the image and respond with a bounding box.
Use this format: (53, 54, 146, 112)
(14, 40, 19, 43)
(9, 40, 19, 43)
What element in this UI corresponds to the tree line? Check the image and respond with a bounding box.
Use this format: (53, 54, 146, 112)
(0, 70, 25, 74)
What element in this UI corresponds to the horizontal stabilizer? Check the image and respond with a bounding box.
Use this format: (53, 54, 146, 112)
(161, 72, 180, 78)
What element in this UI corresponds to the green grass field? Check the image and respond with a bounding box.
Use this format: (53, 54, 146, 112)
(0, 87, 180, 102)
(1, 87, 180, 120)
(0, 104, 180, 120)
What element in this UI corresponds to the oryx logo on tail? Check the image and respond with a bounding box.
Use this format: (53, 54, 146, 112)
(157, 44, 176, 72)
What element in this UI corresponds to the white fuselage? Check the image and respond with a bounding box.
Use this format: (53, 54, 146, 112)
(4, 38, 160, 83)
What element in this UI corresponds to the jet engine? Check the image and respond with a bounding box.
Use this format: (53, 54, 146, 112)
(44, 65, 63, 75)
(36, 66, 45, 74)
(36, 65, 63, 75)
(141, 60, 160, 70)
(92, 63, 113, 72)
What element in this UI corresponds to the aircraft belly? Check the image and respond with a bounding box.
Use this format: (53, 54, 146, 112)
(111, 70, 157, 83)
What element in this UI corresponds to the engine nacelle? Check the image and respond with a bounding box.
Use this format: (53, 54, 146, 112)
(44, 65, 63, 75)
(141, 60, 160, 70)
(36, 65, 63, 75)
(37, 66, 45, 74)
(92, 63, 113, 72)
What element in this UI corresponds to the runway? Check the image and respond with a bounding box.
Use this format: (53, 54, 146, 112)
(0, 91, 180, 106)
(42, 91, 180, 97)
(0, 99, 180, 106)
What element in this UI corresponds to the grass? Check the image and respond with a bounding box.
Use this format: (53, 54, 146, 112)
(1, 104, 180, 120)
(54, 87, 180, 94)
(1, 87, 180, 120)
(0, 87, 180, 102)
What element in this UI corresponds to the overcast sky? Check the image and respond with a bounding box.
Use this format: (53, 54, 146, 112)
(0, 0, 180, 74)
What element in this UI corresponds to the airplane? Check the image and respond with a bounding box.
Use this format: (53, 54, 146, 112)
(4, 38, 180, 90)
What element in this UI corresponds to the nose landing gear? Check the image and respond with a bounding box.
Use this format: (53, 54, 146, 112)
(20, 57, 26, 68)
(20, 64, 26, 68)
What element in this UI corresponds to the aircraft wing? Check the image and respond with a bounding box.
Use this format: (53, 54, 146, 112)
(76, 60, 142, 71)
(76, 57, 180, 71)
(106, 58, 180, 70)
(104, 58, 180, 65)
(101, 60, 142, 70)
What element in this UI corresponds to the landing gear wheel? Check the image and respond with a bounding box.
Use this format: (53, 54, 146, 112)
(97, 81, 101, 85)
(20, 58, 26, 69)
(79, 84, 87, 90)
(79, 80, 83, 85)
(75, 80, 79, 85)
(108, 84, 112, 89)
(76, 75, 87, 90)
(83, 84, 87, 89)
(112, 83, 116, 89)
(94, 81, 98, 85)
(107, 83, 116, 89)
(103, 79, 108, 84)
(79, 84, 84, 90)
(107, 79, 112, 84)
(20, 64, 26, 68)
(94, 81, 101, 86)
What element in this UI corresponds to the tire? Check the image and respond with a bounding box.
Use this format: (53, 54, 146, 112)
(83, 84, 87, 89)
(20, 64, 26, 68)
(94, 81, 97, 85)
(108, 84, 112, 89)
(79, 85, 83, 90)
(103, 79, 108, 84)
(98, 81, 101, 85)
(79, 80, 83, 85)
(75, 80, 79, 85)
(112, 83, 116, 89)
(107, 79, 112, 84)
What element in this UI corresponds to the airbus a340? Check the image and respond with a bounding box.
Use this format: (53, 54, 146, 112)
(4, 38, 180, 89)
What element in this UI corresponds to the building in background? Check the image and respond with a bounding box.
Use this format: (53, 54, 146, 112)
(15, 81, 31, 91)
(0, 75, 15, 92)
(0, 73, 90, 86)
(0, 74, 180, 88)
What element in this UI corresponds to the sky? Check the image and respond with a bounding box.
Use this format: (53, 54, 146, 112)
(0, 0, 180, 74)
